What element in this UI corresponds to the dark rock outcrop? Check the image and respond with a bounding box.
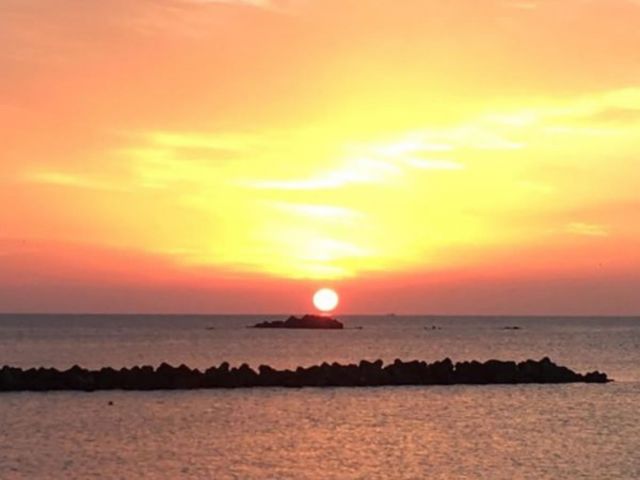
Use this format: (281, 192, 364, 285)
(0, 358, 609, 392)
(252, 314, 343, 329)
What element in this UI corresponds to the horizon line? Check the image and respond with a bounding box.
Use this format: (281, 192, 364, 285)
(0, 312, 637, 318)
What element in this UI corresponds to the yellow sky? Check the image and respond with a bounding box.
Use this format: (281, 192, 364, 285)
(1, 0, 639, 313)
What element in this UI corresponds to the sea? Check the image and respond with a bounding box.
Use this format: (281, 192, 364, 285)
(0, 314, 639, 479)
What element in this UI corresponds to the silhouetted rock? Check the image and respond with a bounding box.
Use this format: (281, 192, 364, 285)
(234, 363, 258, 387)
(584, 371, 608, 383)
(454, 360, 488, 384)
(252, 314, 343, 329)
(454, 360, 520, 384)
(64, 365, 94, 391)
(0, 357, 610, 391)
(430, 358, 455, 384)
(485, 360, 519, 383)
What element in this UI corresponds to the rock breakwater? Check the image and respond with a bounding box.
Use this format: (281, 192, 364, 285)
(0, 357, 609, 392)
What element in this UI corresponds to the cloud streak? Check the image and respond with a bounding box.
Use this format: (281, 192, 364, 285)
(566, 223, 611, 238)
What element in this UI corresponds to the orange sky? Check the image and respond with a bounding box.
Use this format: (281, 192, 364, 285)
(1, 0, 640, 314)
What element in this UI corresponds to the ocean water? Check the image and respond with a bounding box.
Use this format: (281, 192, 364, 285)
(1, 314, 639, 479)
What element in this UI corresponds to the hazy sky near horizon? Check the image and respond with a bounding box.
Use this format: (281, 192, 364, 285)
(1, 0, 640, 314)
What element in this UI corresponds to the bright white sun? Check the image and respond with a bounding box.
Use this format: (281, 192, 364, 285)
(313, 288, 339, 312)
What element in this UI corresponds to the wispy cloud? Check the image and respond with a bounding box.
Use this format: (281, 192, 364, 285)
(270, 202, 363, 220)
(22, 171, 126, 192)
(503, 1, 538, 10)
(584, 107, 640, 124)
(184, 0, 300, 14)
(566, 222, 610, 237)
(243, 157, 403, 191)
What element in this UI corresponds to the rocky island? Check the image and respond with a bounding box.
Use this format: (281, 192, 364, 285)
(252, 314, 343, 329)
(0, 357, 609, 391)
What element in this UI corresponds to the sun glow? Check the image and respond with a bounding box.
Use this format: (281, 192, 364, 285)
(2, 0, 640, 313)
(313, 288, 339, 312)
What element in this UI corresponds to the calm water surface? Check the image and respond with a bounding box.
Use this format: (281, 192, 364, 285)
(1, 314, 639, 479)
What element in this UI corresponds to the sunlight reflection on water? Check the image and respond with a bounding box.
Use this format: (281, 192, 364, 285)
(1, 384, 639, 479)
(1, 315, 639, 479)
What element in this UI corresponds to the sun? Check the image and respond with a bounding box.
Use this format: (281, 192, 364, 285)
(313, 288, 339, 313)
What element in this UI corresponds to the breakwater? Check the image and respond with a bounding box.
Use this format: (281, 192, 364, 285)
(0, 357, 608, 391)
